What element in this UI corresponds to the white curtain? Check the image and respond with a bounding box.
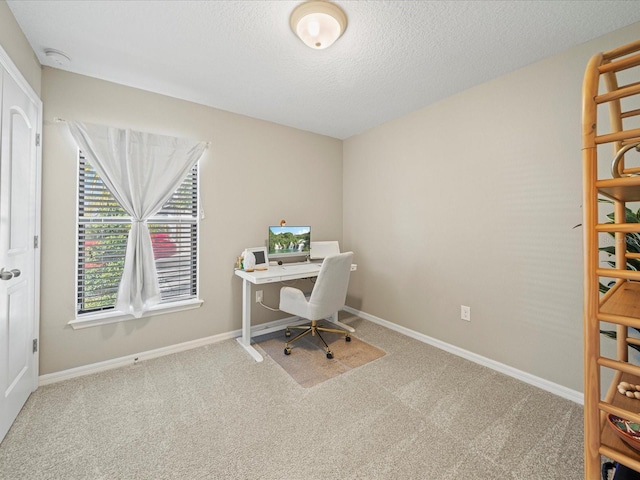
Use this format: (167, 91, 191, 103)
(67, 121, 208, 318)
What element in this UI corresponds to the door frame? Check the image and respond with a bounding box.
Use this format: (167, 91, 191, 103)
(0, 44, 42, 393)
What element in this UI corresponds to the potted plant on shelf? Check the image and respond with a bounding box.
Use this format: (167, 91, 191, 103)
(599, 199, 640, 354)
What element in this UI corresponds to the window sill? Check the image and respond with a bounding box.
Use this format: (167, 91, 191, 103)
(68, 298, 204, 330)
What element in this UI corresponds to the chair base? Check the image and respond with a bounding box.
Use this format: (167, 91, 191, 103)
(284, 319, 351, 359)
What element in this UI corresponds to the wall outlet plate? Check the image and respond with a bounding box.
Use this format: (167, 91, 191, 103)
(256, 290, 263, 303)
(461, 305, 471, 321)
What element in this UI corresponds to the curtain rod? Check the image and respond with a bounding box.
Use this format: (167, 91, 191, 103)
(53, 118, 210, 147)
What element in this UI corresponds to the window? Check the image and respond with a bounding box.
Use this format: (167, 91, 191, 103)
(77, 153, 198, 315)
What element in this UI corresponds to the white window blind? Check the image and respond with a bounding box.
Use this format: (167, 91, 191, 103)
(77, 153, 198, 314)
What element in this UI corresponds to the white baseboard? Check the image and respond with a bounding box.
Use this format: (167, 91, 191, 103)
(38, 331, 233, 386)
(40, 309, 585, 405)
(38, 315, 303, 386)
(342, 306, 584, 405)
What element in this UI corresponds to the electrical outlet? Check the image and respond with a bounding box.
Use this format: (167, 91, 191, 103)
(461, 305, 471, 321)
(256, 290, 263, 303)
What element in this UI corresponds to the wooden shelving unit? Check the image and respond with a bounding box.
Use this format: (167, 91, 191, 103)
(583, 40, 640, 479)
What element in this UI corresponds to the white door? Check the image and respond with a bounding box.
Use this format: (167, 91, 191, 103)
(0, 59, 41, 443)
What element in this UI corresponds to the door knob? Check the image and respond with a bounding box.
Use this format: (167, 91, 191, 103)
(0, 268, 20, 280)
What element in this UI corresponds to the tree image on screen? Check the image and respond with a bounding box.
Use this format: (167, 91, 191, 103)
(268, 226, 310, 256)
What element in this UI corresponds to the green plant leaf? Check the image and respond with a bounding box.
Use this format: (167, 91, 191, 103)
(598, 202, 640, 349)
(600, 281, 616, 293)
(629, 259, 640, 271)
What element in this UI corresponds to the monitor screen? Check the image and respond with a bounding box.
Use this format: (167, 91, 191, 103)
(268, 225, 311, 258)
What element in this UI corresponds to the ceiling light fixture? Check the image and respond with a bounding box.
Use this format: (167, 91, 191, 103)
(44, 48, 71, 66)
(290, 1, 347, 50)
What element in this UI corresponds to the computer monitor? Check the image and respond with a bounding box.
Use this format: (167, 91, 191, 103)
(268, 225, 311, 259)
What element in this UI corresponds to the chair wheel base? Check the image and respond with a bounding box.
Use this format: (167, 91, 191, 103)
(282, 323, 350, 360)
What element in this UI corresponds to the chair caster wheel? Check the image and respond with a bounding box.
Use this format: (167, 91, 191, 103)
(285, 329, 291, 337)
(345, 335, 351, 342)
(326, 351, 333, 359)
(284, 347, 291, 355)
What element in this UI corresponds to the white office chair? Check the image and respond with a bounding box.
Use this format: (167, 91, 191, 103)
(280, 251, 354, 359)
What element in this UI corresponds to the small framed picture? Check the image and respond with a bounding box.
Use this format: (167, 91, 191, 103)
(246, 246, 269, 270)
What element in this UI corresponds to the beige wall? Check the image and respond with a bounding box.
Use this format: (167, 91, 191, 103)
(40, 68, 343, 374)
(0, 1, 40, 94)
(343, 23, 640, 393)
(3, 0, 638, 388)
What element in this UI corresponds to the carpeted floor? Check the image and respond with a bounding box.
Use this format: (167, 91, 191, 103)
(0, 314, 584, 479)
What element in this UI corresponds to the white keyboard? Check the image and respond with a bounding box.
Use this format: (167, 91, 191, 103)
(279, 263, 321, 273)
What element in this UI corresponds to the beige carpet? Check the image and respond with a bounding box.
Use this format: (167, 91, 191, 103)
(255, 321, 386, 388)
(0, 315, 584, 479)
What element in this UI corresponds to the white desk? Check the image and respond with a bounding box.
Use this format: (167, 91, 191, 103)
(234, 262, 357, 362)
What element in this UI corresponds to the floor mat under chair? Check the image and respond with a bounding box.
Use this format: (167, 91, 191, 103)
(254, 321, 386, 388)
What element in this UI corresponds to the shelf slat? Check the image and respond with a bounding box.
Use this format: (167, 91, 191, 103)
(597, 177, 640, 202)
(600, 282, 640, 319)
(596, 82, 640, 105)
(599, 358, 640, 379)
(596, 128, 640, 145)
(596, 223, 640, 233)
(598, 52, 640, 74)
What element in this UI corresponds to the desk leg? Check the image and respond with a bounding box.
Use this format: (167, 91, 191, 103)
(236, 278, 264, 362)
(329, 309, 355, 333)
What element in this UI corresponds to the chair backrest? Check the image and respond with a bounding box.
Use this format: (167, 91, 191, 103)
(307, 251, 354, 319)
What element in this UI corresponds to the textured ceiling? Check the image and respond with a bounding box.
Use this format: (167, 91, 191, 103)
(7, 1, 640, 139)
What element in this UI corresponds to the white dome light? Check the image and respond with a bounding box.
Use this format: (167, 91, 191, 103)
(290, 1, 347, 50)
